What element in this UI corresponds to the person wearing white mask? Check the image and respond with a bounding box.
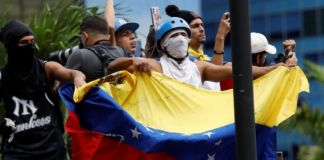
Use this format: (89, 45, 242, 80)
(108, 17, 296, 88)
(158, 23, 202, 87)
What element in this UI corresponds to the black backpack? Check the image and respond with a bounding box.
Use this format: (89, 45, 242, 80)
(84, 46, 112, 76)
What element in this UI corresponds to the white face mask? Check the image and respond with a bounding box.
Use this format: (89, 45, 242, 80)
(163, 36, 190, 58)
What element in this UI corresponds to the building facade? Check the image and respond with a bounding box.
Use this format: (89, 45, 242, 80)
(201, 0, 324, 159)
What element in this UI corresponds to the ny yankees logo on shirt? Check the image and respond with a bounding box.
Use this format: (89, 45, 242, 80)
(9, 96, 52, 142)
(12, 96, 38, 117)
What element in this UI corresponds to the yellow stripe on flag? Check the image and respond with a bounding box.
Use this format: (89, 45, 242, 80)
(73, 66, 309, 134)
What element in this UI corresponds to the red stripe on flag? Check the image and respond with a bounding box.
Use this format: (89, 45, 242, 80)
(66, 111, 176, 160)
(66, 111, 103, 159)
(93, 136, 176, 160)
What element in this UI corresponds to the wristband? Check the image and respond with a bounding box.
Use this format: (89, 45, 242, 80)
(213, 50, 224, 55)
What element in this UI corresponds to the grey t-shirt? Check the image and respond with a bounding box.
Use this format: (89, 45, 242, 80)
(66, 45, 133, 82)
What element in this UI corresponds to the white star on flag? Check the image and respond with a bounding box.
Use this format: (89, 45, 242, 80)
(207, 153, 215, 160)
(131, 127, 141, 140)
(215, 139, 223, 146)
(202, 132, 214, 138)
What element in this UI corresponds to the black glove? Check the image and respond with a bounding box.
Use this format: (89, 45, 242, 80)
(0, 117, 16, 137)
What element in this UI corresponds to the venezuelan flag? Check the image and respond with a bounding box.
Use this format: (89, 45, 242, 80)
(59, 66, 309, 160)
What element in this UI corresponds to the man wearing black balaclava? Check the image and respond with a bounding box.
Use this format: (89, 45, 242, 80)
(0, 20, 86, 160)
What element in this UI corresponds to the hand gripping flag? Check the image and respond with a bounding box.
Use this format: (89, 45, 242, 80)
(59, 66, 309, 160)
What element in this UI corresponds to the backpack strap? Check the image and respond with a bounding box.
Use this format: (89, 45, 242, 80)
(86, 47, 106, 62)
(85, 47, 109, 76)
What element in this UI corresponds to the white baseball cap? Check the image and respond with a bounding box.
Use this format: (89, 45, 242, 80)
(251, 32, 276, 54)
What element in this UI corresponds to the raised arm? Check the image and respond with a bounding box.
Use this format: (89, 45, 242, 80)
(104, 0, 116, 46)
(211, 12, 230, 65)
(282, 40, 298, 65)
(283, 39, 296, 53)
(45, 62, 86, 87)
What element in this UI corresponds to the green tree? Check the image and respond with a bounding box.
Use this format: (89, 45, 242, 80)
(0, 0, 130, 159)
(278, 60, 324, 160)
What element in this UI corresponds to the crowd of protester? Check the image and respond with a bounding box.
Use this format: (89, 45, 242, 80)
(0, 0, 297, 159)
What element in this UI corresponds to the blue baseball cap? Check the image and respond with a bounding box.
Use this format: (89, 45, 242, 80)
(115, 18, 139, 33)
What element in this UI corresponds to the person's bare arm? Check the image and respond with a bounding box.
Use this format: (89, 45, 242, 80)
(224, 62, 232, 66)
(104, 0, 116, 46)
(45, 62, 86, 87)
(211, 12, 230, 65)
(196, 61, 293, 83)
(107, 57, 162, 76)
(107, 57, 135, 73)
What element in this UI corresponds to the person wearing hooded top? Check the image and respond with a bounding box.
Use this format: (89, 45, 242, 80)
(107, 17, 297, 88)
(0, 20, 86, 160)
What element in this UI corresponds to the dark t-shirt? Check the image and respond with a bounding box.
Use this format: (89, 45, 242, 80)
(66, 44, 133, 82)
(0, 60, 65, 160)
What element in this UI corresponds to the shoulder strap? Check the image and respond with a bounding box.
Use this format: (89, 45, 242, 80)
(85, 46, 109, 76)
(85, 47, 106, 62)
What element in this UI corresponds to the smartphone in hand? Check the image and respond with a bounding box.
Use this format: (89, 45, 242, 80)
(150, 7, 162, 29)
(134, 38, 143, 57)
(226, 13, 230, 21)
